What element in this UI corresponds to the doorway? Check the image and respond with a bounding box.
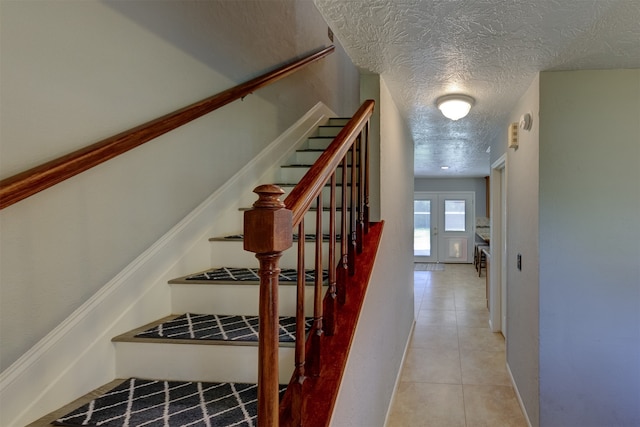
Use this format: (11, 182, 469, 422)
(489, 154, 507, 336)
(414, 192, 474, 263)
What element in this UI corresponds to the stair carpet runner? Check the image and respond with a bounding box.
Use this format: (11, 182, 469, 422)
(48, 121, 346, 427)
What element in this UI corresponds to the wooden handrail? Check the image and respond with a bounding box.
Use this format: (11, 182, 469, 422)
(284, 100, 374, 226)
(0, 46, 335, 210)
(244, 99, 375, 426)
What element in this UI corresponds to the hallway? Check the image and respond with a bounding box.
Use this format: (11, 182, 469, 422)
(386, 264, 528, 427)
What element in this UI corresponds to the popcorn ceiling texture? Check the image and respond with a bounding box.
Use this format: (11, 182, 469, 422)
(314, 0, 640, 177)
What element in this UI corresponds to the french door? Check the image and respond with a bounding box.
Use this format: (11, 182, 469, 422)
(414, 192, 474, 263)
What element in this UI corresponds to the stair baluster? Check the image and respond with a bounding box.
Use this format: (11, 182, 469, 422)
(325, 173, 338, 336)
(349, 143, 358, 276)
(338, 155, 349, 306)
(307, 192, 323, 377)
(364, 121, 371, 235)
(289, 220, 307, 426)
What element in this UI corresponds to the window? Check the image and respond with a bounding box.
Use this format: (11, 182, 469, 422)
(444, 200, 466, 231)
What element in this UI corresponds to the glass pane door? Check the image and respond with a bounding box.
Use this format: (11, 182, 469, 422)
(438, 195, 473, 263)
(414, 200, 432, 257)
(414, 195, 438, 262)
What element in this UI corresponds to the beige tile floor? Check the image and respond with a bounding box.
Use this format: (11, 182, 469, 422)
(386, 264, 528, 427)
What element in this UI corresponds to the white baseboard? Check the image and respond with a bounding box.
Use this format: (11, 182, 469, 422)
(506, 361, 533, 427)
(382, 319, 416, 427)
(0, 102, 335, 427)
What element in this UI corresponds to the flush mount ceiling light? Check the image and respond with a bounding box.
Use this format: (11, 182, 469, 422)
(436, 94, 475, 120)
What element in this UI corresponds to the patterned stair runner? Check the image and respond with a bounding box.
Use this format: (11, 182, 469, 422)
(177, 267, 327, 283)
(134, 313, 312, 343)
(53, 378, 287, 427)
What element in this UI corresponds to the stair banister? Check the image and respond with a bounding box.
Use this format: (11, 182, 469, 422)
(244, 99, 374, 426)
(0, 46, 335, 210)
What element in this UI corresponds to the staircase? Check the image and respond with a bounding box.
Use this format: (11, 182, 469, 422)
(29, 119, 352, 427)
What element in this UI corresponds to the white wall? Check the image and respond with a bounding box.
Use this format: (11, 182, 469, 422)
(331, 75, 415, 426)
(538, 69, 640, 426)
(0, 0, 359, 372)
(505, 75, 540, 427)
(414, 177, 488, 216)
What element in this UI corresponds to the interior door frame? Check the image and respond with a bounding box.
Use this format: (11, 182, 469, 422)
(489, 154, 507, 335)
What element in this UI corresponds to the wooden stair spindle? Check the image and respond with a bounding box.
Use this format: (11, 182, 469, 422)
(348, 142, 358, 276)
(325, 173, 338, 336)
(289, 220, 307, 427)
(364, 121, 371, 235)
(307, 192, 324, 377)
(243, 184, 293, 427)
(338, 155, 349, 305)
(356, 134, 364, 254)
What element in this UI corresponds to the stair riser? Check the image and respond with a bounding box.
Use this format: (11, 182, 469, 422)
(171, 283, 320, 316)
(114, 342, 295, 384)
(280, 166, 353, 185)
(307, 137, 334, 150)
(328, 118, 351, 126)
(280, 185, 358, 209)
(211, 240, 344, 269)
(317, 126, 344, 137)
(293, 150, 356, 165)
(294, 150, 324, 164)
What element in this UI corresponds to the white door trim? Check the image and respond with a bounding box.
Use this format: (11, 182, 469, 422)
(489, 154, 507, 334)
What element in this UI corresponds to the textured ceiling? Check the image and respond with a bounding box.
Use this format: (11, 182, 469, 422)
(314, 0, 640, 177)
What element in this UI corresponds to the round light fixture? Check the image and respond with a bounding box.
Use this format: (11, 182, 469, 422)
(436, 94, 475, 121)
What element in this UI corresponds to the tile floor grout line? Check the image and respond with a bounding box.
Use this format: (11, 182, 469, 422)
(453, 269, 469, 427)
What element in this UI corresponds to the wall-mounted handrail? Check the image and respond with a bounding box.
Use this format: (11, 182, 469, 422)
(0, 46, 335, 210)
(244, 99, 374, 426)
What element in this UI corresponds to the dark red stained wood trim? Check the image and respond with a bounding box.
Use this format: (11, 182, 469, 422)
(279, 221, 385, 427)
(0, 46, 335, 210)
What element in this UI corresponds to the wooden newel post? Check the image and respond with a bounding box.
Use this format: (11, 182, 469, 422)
(244, 184, 293, 427)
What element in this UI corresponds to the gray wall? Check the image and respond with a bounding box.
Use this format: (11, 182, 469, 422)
(538, 69, 640, 426)
(414, 177, 488, 217)
(505, 75, 541, 427)
(0, 0, 360, 371)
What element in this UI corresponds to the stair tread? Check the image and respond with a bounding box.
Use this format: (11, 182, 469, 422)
(35, 377, 286, 427)
(27, 379, 128, 427)
(169, 266, 329, 284)
(113, 313, 311, 347)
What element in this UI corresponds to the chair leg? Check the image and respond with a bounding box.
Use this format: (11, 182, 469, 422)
(478, 250, 486, 277)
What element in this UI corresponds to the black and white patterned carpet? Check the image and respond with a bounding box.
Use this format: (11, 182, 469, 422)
(182, 267, 327, 283)
(135, 313, 311, 343)
(54, 377, 287, 427)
